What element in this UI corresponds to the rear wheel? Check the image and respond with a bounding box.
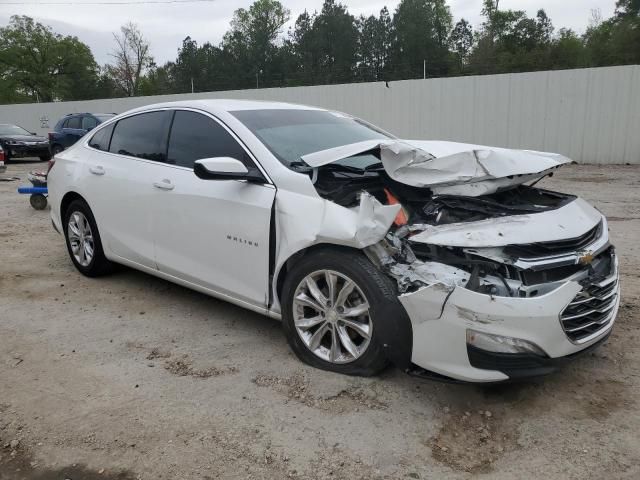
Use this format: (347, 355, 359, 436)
(282, 248, 403, 376)
(63, 199, 114, 277)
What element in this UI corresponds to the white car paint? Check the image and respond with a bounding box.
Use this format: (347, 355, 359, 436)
(48, 99, 618, 382)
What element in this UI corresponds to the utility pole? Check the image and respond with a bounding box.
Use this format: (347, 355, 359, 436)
(191, 77, 194, 94)
(423, 59, 426, 79)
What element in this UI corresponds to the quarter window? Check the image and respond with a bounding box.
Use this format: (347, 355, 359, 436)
(167, 110, 248, 169)
(88, 123, 114, 151)
(109, 111, 172, 162)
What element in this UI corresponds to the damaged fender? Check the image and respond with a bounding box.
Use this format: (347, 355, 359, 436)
(270, 190, 400, 313)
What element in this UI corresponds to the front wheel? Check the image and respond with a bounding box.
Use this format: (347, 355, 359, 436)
(281, 248, 403, 376)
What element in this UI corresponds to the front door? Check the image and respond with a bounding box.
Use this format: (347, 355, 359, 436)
(152, 110, 275, 308)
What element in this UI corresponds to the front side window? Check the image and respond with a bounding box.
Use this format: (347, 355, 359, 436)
(82, 116, 98, 130)
(109, 111, 172, 162)
(88, 123, 114, 151)
(167, 110, 248, 169)
(231, 109, 392, 169)
(66, 117, 81, 129)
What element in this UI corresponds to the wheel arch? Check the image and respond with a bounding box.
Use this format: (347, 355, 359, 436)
(60, 191, 87, 219)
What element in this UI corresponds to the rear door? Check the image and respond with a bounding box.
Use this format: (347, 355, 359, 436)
(83, 110, 173, 268)
(152, 110, 275, 307)
(81, 115, 98, 135)
(62, 116, 84, 146)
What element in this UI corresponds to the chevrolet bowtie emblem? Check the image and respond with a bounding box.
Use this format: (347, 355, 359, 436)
(578, 251, 595, 265)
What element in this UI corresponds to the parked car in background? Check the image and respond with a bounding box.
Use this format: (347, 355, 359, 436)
(0, 123, 51, 162)
(47, 100, 619, 383)
(48, 113, 115, 155)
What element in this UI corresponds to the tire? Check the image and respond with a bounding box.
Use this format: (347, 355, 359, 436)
(281, 247, 403, 376)
(63, 199, 114, 277)
(29, 194, 47, 210)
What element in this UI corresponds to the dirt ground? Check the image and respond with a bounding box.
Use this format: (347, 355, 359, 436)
(1, 159, 639, 480)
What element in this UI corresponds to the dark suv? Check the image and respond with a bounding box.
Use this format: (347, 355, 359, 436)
(49, 113, 115, 155)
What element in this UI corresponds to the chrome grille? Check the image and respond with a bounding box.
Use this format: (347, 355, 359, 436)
(505, 220, 602, 259)
(560, 274, 619, 343)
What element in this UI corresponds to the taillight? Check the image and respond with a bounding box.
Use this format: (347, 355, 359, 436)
(48, 132, 54, 141)
(0, 148, 5, 163)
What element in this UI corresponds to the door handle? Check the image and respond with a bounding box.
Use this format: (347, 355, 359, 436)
(153, 179, 175, 191)
(89, 165, 105, 175)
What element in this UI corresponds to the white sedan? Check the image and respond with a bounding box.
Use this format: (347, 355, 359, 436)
(48, 100, 619, 382)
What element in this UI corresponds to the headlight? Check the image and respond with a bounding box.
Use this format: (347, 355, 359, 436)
(466, 329, 546, 356)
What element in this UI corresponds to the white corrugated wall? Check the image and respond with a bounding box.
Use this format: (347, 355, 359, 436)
(1, 65, 638, 164)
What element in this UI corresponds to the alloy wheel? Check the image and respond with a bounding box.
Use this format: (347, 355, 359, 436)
(68, 211, 95, 267)
(292, 270, 373, 364)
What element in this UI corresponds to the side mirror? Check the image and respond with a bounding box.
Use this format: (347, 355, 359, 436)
(194, 157, 266, 183)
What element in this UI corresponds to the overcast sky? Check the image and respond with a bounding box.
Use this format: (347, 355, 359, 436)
(0, 0, 616, 65)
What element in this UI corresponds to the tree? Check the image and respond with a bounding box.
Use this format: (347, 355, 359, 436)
(390, 0, 453, 79)
(107, 22, 153, 97)
(222, 0, 290, 88)
(468, 3, 556, 73)
(0, 15, 99, 102)
(286, 10, 317, 85)
(585, 0, 640, 66)
(357, 7, 393, 81)
(549, 29, 586, 69)
(615, 0, 640, 17)
(450, 19, 473, 71)
(311, 0, 359, 83)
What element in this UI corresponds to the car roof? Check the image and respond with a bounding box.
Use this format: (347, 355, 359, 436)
(124, 98, 324, 116)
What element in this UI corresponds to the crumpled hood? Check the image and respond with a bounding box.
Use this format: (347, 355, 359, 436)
(302, 139, 571, 197)
(409, 197, 603, 248)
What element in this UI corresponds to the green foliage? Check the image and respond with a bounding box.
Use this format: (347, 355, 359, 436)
(357, 7, 393, 81)
(0, 15, 99, 103)
(0, 0, 638, 103)
(391, 0, 453, 78)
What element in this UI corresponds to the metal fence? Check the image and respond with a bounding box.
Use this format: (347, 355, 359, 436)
(1, 65, 638, 164)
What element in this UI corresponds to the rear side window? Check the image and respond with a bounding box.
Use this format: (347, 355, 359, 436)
(109, 111, 172, 162)
(66, 117, 81, 129)
(88, 123, 114, 151)
(82, 116, 98, 130)
(167, 110, 248, 168)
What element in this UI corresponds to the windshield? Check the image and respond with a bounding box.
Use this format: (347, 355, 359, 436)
(231, 109, 393, 170)
(95, 114, 115, 123)
(0, 124, 32, 136)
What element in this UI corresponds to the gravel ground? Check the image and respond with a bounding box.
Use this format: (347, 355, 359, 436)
(1, 159, 639, 480)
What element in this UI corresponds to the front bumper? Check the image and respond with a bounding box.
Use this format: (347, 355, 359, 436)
(399, 254, 620, 383)
(5, 143, 49, 158)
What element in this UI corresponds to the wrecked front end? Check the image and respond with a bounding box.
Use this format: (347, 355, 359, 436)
(303, 141, 620, 382)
